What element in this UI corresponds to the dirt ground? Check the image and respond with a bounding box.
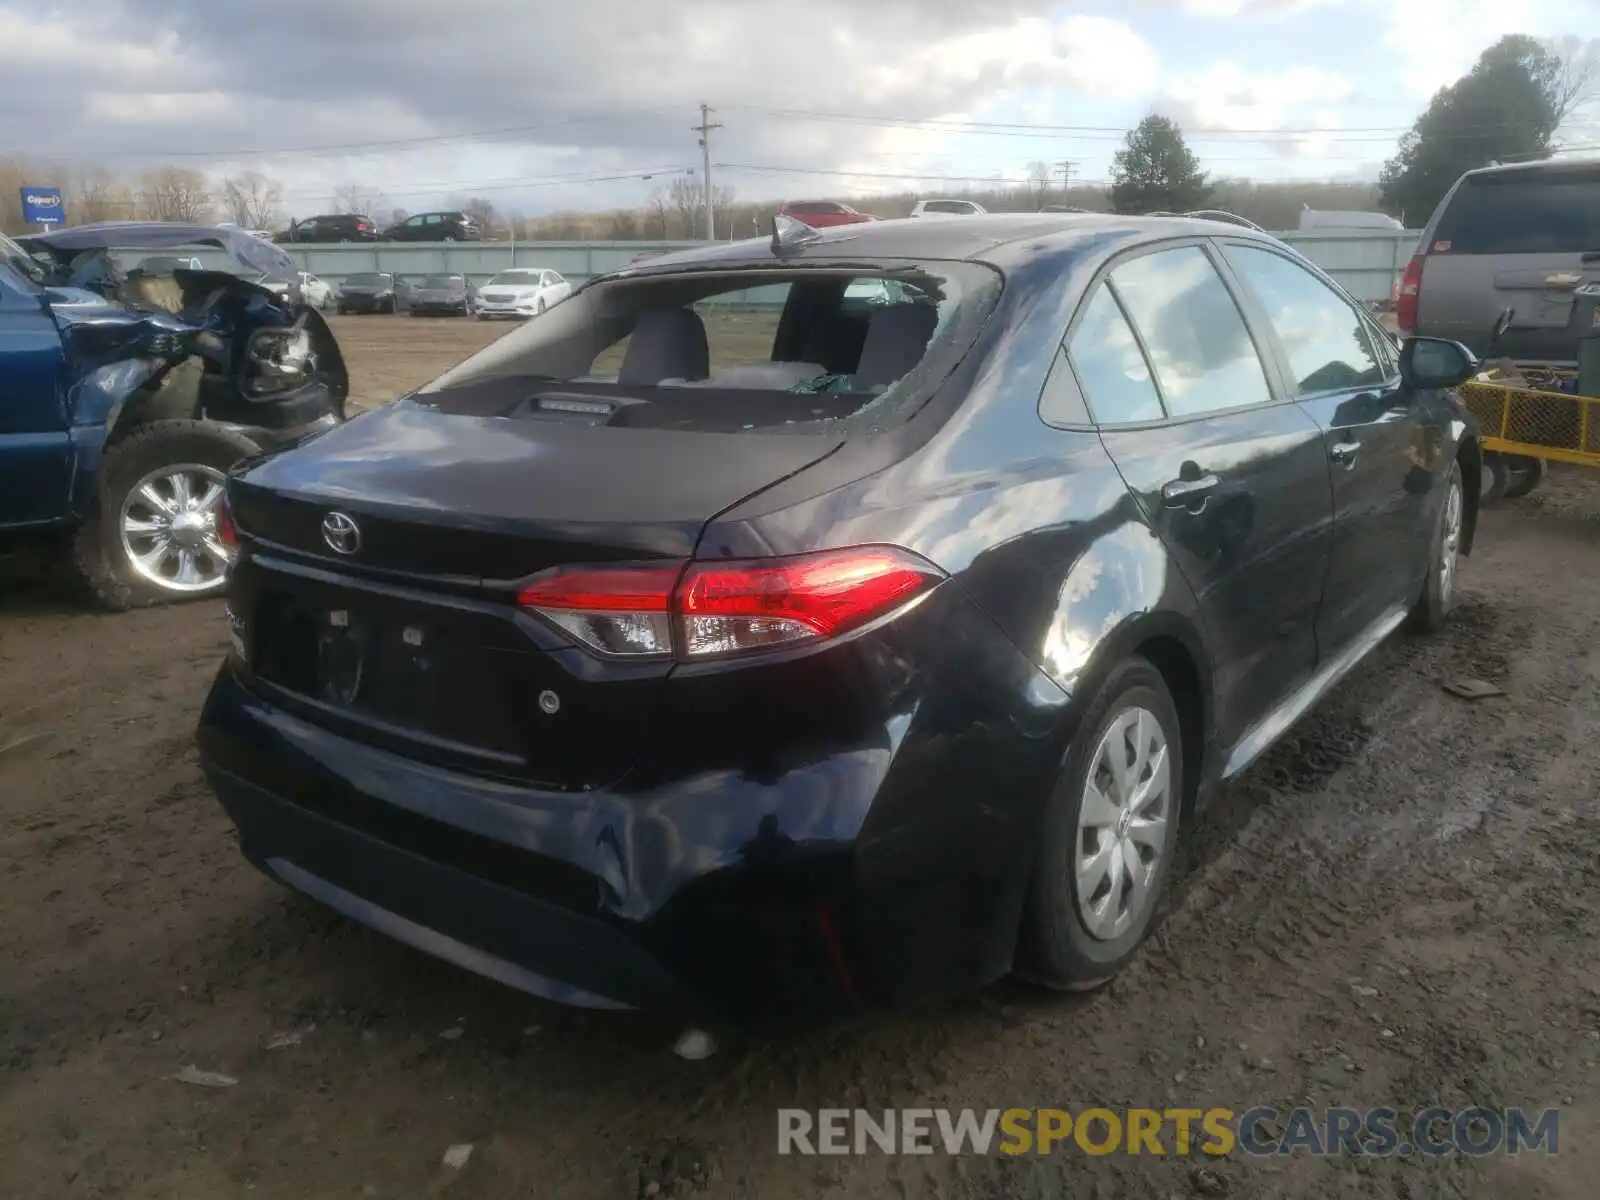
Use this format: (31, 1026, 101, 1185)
(3, 316, 1599, 1199)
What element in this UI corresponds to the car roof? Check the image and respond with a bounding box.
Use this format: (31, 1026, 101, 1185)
(609, 212, 1284, 275)
(1456, 155, 1600, 182)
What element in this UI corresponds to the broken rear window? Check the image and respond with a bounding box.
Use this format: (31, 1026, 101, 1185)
(415, 262, 1001, 433)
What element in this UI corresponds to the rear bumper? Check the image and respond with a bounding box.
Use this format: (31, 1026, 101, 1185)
(197, 665, 894, 1031)
(195, 579, 1069, 1030)
(206, 758, 717, 1021)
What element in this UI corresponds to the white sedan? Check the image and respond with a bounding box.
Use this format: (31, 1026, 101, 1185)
(475, 268, 572, 320)
(298, 271, 335, 310)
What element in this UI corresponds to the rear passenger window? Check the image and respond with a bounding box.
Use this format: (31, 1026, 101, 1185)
(1067, 285, 1163, 425)
(1223, 245, 1384, 395)
(1111, 246, 1274, 418)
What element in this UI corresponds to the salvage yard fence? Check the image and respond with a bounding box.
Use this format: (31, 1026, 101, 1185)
(266, 228, 1419, 311)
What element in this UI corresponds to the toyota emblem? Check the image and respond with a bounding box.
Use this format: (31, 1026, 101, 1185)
(321, 511, 361, 555)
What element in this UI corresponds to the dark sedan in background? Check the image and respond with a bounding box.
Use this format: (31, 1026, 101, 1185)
(198, 214, 1483, 1044)
(336, 272, 409, 314)
(407, 273, 477, 316)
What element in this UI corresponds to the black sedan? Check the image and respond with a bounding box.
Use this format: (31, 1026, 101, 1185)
(336, 272, 408, 314)
(407, 273, 477, 316)
(198, 214, 1483, 1043)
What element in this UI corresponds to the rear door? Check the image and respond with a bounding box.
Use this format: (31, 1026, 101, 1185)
(1074, 241, 1333, 747)
(1218, 240, 1426, 659)
(1415, 162, 1600, 362)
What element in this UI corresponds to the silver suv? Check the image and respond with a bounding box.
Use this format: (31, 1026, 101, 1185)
(1399, 158, 1600, 365)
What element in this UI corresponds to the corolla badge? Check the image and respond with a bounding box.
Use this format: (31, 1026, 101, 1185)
(321, 511, 361, 555)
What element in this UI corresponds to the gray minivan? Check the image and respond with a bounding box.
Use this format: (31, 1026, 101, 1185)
(1399, 158, 1600, 364)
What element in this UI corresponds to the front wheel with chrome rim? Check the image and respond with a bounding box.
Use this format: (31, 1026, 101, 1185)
(70, 419, 262, 611)
(1018, 655, 1183, 991)
(1410, 459, 1465, 633)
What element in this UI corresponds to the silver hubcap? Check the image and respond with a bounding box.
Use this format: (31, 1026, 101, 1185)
(118, 464, 232, 594)
(1439, 478, 1463, 605)
(1074, 706, 1172, 941)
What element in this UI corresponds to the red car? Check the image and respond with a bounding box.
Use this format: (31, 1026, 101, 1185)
(777, 200, 877, 228)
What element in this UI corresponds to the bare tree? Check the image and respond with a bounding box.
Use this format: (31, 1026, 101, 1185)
(221, 171, 283, 229)
(709, 186, 738, 238)
(667, 174, 703, 238)
(1026, 161, 1053, 209)
(331, 183, 386, 217)
(69, 165, 135, 224)
(607, 209, 640, 239)
(645, 190, 670, 239)
(1547, 35, 1600, 131)
(461, 196, 497, 230)
(389, 207, 409, 227)
(140, 166, 214, 222)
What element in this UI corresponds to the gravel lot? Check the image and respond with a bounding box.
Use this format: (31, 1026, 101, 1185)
(2, 315, 1598, 1199)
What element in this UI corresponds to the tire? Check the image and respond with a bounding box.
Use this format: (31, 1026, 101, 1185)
(69, 420, 261, 611)
(536, 298, 546, 315)
(1410, 460, 1465, 633)
(1479, 453, 1510, 507)
(1017, 656, 1183, 991)
(337, 305, 346, 316)
(384, 297, 396, 315)
(1502, 456, 1548, 499)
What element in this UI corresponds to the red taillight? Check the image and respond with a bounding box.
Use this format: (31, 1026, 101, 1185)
(1396, 254, 1424, 334)
(516, 546, 943, 660)
(216, 502, 238, 550)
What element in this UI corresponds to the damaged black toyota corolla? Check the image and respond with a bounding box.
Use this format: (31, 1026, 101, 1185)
(1, 222, 346, 608)
(197, 213, 1483, 1043)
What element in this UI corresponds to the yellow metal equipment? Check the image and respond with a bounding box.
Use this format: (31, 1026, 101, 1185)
(1459, 366, 1600, 470)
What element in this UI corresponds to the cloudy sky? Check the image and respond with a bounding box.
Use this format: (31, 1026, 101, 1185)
(1, 0, 1595, 218)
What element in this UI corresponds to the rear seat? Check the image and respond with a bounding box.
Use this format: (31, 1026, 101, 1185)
(663, 362, 827, 390)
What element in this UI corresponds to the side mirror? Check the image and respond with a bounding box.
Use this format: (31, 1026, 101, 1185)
(1399, 336, 1479, 391)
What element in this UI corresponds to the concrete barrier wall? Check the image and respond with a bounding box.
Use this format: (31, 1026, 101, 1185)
(272, 228, 1420, 308)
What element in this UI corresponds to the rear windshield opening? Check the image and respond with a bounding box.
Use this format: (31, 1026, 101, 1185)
(416, 263, 999, 433)
(345, 273, 390, 286)
(1433, 166, 1600, 255)
(489, 270, 542, 285)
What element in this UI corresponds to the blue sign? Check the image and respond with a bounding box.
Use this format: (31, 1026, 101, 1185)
(21, 186, 65, 225)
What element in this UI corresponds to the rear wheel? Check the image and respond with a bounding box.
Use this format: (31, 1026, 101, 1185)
(1479, 453, 1510, 507)
(1018, 656, 1182, 991)
(1502, 455, 1548, 499)
(1410, 460, 1464, 633)
(70, 420, 260, 611)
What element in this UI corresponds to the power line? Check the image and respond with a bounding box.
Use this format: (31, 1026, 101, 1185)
(729, 104, 1594, 144)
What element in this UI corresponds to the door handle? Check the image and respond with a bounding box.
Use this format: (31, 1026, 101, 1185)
(1161, 474, 1220, 508)
(1330, 440, 1361, 466)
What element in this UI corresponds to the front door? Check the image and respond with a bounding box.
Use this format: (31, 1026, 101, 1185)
(1068, 242, 1334, 748)
(0, 270, 71, 528)
(1216, 241, 1431, 659)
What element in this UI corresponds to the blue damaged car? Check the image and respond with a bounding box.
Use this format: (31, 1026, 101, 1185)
(1, 222, 348, 608)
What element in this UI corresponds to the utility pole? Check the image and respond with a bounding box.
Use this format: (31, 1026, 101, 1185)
(693, 103, 723, 241)
(1055, 160, 1078, 198)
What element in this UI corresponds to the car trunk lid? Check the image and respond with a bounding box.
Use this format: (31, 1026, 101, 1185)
(227, 401, 845, 788)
